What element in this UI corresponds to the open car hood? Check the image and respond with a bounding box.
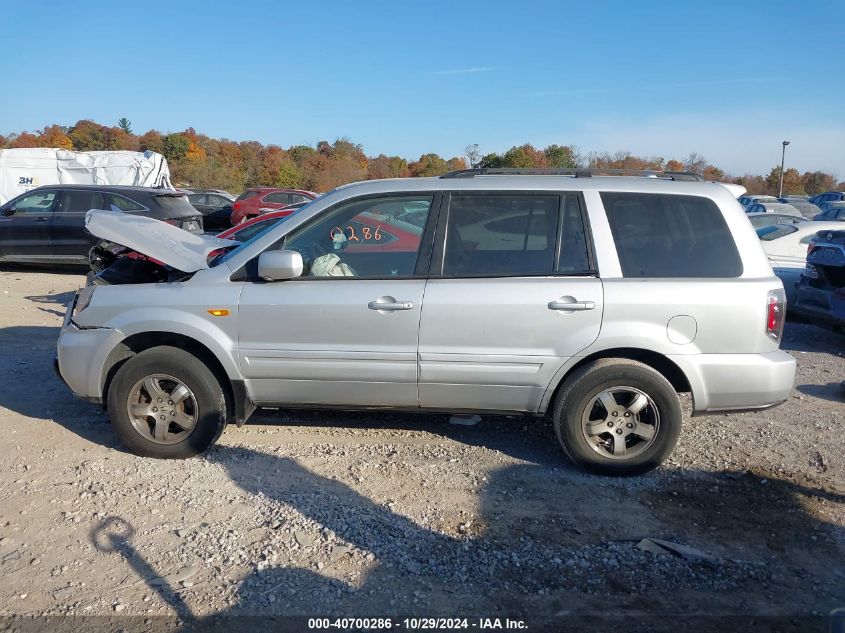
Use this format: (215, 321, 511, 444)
(85, 209, 235, 273)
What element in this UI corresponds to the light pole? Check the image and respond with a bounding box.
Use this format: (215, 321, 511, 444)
(778, 140, 790, 198)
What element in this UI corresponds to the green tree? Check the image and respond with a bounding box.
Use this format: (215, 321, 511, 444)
(117, 118, 132, 134)
(479, 152, 503, 168)
(162, 133, 190, 162)
(543, 144, 577, 168)
(276, 159, 304, 188)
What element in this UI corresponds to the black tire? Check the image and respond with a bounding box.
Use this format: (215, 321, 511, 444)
(106, 346, 228, 458)
(552, 358, 682, 476)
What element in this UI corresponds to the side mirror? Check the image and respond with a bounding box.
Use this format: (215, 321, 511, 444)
(1, 206, 14, 217)
(258, 249, 303, 281)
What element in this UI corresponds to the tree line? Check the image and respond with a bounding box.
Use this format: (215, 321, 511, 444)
(1, 120, 842, 196)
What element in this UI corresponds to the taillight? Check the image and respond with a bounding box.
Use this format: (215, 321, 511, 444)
(234, 202, 241, 210)
(806, 239, 818, 255)
(165, 219, 179, 226)
(766, 289, 786, 342)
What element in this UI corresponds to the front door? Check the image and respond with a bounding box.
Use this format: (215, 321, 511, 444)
(0, 189, 59, 260)
(237, 193, 440, 406)
(418, 192, 603, 412)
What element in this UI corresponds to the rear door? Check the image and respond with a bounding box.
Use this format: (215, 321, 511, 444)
(51, 189, 108, 257)
(417, 192, 603, 412)
(0, 189, 59, 259)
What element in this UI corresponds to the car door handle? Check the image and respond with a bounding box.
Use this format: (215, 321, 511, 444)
(368, 297, 414, 312)
(34, 217, 49, 222)
(548, 299, 596, 311)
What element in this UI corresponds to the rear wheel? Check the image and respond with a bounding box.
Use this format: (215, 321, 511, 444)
(552, 359, 682, 475)
(106, 346, 228, 458)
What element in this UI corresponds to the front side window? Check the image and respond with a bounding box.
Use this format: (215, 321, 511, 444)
(601, 192, 743, 278)
(283, 195, 433, 278)
(8, 190, 57, 214)
(442, 193, 590, 277)
(187, 194, 206, 206)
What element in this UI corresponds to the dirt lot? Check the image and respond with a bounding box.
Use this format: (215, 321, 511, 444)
(0, 267, 843, 631)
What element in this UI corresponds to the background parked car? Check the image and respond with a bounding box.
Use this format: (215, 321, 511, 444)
(745, 202, 803, 217)
(775, 199, 822, 218)
(0, 185, 203, 265)
(755, 221, 844, 305)
(231, 188, 318, 225)
(813, 201, 845, 220)
(738, 194, 778, 209)
(808, 191, 845, 205)
(747, 212, 806, 229)
(794, 229, 845, 330)
(185, 189, 236, 232)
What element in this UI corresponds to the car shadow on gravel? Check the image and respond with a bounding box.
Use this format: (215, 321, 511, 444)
(250, 408, 565, 466)
(115, 445, 841, 632)
(795, 381, 845, 402)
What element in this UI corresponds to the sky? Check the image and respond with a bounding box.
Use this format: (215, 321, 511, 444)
(1, 0, 843, 178)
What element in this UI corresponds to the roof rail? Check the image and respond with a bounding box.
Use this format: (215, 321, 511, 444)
(440, 168, 703, 181)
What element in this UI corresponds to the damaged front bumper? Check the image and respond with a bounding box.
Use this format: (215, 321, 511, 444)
(56, 307, 124, 403)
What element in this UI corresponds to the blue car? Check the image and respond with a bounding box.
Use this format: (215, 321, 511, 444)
(794, 229, 845, 331)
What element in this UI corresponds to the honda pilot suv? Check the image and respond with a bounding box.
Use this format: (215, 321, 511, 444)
(55, 169, 796, 475)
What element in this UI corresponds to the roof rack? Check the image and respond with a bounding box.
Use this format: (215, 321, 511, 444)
(440, 168, 703, 181)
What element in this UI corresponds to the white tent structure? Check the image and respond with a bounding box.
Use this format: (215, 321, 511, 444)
(0, 148, 172, 204)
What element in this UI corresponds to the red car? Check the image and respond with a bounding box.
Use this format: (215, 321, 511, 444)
(230, 188, 318, 225)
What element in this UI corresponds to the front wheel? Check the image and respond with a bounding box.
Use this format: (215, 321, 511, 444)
(106, 346, 228, 458)
(552, 359, 682, 476)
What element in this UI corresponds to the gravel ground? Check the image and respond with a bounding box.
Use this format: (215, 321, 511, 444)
(0, 267, 842, 630)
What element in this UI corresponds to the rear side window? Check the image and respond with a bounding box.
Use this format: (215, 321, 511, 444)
(601, 192, 743, 278)
(758, 225, 797, 241)
(236, 190, 259, 201)
(57, 190, 108, 213)
(443, 193, 590, 277)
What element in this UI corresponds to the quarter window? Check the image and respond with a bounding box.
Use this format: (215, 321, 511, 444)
(283, 195, 433, 278)
(108, 194, 145, 212)
(601, 192, 743, 278)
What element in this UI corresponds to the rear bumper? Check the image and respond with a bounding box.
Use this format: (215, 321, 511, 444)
(670, 351, 796, 415)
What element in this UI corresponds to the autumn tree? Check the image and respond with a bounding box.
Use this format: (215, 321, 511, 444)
(409, 153, 449, 177)
(802, 171, 837, 195)
(665, 159, 685, 172)
(37, 125, 73, 149)
(137, 130, 163, 154)
(367, 154, 409, 180)
(765, 167, 804, 196)
(9, 132, 39, 148)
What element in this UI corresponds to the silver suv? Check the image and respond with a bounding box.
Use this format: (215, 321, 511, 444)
(55, 169, 796, 475)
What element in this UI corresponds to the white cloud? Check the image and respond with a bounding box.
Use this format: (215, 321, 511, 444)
(432, 66, 505, 75)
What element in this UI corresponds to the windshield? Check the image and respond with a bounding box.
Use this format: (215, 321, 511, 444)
(211, 199, 320, 267)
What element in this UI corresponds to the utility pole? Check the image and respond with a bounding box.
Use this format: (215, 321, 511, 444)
(778, 140, 790, 198)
